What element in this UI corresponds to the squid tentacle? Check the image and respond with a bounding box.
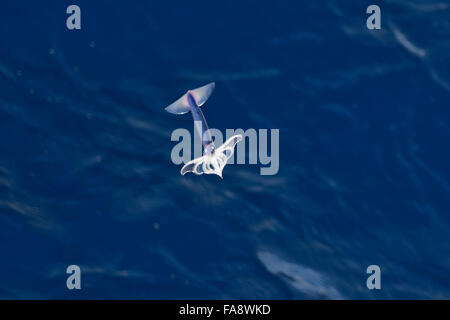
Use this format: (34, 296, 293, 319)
(180, 134, 243, 178)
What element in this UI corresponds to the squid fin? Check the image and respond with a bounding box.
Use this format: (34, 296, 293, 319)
(165, 94, 190, 114)
(189, 82, 215, 107)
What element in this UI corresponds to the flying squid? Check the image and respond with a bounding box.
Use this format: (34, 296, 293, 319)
(165, 82, 242, 178)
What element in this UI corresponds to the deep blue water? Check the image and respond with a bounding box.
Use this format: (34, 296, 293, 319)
(0, 0, 450, 299)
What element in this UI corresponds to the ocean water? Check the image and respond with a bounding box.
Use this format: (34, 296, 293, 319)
(0, 0, 449, 299)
